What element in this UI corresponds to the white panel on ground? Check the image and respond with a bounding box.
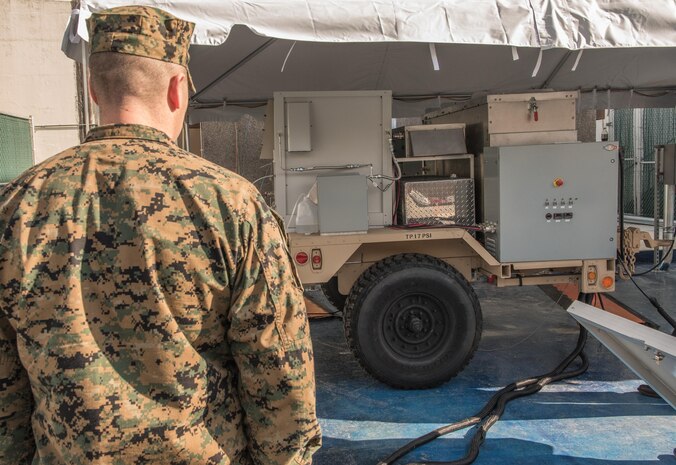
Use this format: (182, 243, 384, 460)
(568, 300, 676, 410)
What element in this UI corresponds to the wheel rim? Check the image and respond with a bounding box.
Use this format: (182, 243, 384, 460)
(382, 292, 450, 360)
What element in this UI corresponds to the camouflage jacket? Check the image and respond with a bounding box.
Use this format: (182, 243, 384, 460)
(0, 124, 321, 465)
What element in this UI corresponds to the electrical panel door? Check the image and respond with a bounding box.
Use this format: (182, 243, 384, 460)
(483, 142, 618, 262)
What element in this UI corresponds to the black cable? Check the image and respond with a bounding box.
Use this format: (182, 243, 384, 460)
(632, 239, 675, 276)
(415, 354, 589, 465)
(379, 355, 587, 465)
(617, 256, 676, 332)
(378, 293, 590, 465)
(615, 144, 675, 331)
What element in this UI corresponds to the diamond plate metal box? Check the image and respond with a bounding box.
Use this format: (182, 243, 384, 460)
(402, 178, 475, 225)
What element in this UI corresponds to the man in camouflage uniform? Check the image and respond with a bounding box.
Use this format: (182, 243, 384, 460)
(0, 6, 320, 465)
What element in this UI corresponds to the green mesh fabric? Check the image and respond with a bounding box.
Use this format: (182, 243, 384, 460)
(0, 114, 33, 184)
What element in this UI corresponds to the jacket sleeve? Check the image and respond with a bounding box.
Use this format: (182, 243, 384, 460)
(0, 200, 35, 464)
(227, 197, 321, 465)
(0, 314, 35, 464)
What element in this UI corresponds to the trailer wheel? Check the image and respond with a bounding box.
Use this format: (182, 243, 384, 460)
(321, 277, 347, 311)
(344, 253, 482, 389)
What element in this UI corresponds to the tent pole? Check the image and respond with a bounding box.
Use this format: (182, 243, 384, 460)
(82, 43, 91, 135)
(540, 50, 572, 89)
(191, 38, 276, 103)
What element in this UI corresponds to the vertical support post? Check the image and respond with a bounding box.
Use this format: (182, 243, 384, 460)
(654, 146, 662, 265)
(183, 121, 190, 151)
(655, 145, 675, 268)
(81, 44, 91, 135)
(634, 109, 643, 217)
(28, 115, 36, 165)
(234, 122, 239, 174)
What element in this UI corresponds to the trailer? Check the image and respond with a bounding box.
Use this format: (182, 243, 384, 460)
(270, 89, 621, 389)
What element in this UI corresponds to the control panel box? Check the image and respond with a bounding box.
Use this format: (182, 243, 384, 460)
(483, 142, 618, 262)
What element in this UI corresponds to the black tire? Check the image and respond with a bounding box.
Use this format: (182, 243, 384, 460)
(321, 277, 348, 311)
(344, 253, 482, 389)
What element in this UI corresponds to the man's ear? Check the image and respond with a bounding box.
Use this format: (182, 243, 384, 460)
(167, 73, 187, 112)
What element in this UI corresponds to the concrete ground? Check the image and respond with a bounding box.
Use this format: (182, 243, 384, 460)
(307, 262, 676, 465)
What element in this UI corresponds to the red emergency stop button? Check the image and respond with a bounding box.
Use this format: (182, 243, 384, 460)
(553, 177, 564, 188)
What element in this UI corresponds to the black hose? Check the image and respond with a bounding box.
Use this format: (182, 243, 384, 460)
(378, 293, 591, 465)
(617, 255, 676, 332)
(416, 353, 589, 465)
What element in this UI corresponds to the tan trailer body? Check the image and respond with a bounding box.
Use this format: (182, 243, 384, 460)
(289, 229, 616, 295)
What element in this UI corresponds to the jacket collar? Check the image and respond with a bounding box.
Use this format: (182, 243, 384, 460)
(84, 124, 174, 145)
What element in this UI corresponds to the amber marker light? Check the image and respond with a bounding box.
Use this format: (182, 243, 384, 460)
(601, 276, 614, 289)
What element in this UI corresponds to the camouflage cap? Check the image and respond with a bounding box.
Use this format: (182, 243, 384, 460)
(87, 6, 196, 91)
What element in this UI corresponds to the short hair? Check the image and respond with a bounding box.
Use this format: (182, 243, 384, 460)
(89, 52, 186, 106)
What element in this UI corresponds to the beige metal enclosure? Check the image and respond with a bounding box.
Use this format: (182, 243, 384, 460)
(272, 91, 393, 229)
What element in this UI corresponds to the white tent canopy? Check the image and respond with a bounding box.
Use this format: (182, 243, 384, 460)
(64, 0, 676, 120)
